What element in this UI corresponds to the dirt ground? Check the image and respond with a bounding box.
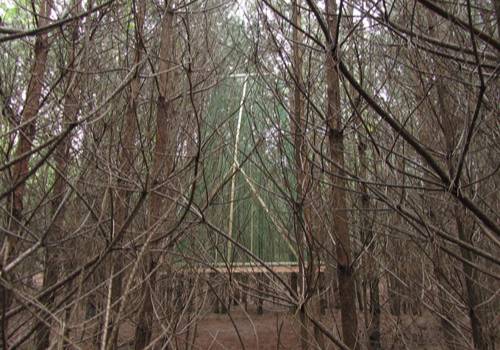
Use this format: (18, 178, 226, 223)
(177, 303, 445, 350)
(191, 307, 303, 350)
(9, 299, 447, 349)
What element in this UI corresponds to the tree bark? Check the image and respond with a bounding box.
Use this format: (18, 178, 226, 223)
(357, 140, 381, 350)
(1, 1, 52, 347)
(134, 5, 176, 348)
(34, 3, 82, 348)
(429, 9, 495, 347)
(106, 2, 145, 348)
(290, 1, 320, 348)
(325, 0, 359, 348)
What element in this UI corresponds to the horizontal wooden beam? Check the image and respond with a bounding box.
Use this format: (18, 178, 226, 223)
(165, 262, 326, 275)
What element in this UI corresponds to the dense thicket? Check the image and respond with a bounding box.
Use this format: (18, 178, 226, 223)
(0, 0, 498, 349)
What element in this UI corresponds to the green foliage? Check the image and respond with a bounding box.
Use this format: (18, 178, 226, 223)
(0, 0, 33, 28)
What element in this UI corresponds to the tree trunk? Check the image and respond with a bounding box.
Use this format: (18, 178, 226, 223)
(134, 6, 176, 348)
(1, 1, 52, 346)
(325, 0, 359, 348)
(106, 2, 145, 347)
(34, 4, 82, 348)
(358, 140, 381, 350)
(290, 1, 317, 348)
(431, 11, 495, 345)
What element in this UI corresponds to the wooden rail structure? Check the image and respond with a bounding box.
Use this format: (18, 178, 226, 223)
(181, 262, 325, 274)
(155, 262, 329, 315)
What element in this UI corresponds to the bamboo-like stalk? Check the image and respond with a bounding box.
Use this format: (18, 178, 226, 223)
(227, 75, 249, 263)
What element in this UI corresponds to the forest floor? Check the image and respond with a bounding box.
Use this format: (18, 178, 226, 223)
(176, 302, 445, 350)
(8, 295, 446, 349)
